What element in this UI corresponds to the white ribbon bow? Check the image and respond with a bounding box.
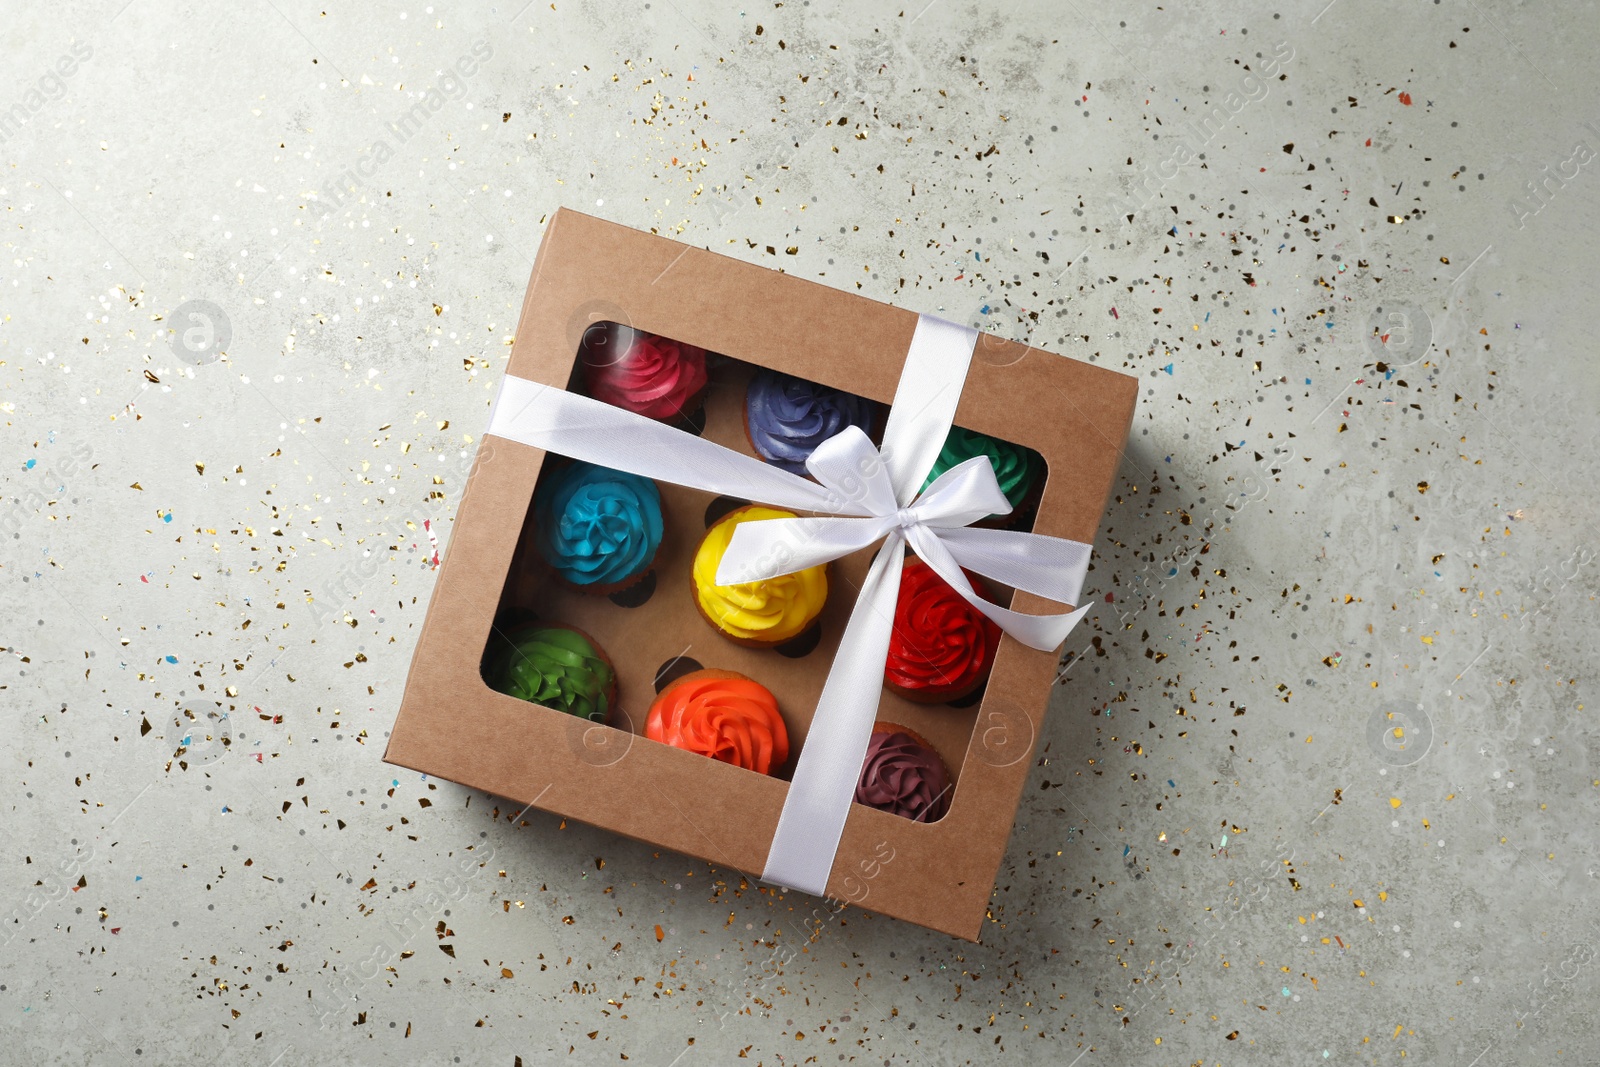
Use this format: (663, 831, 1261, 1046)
(716, 424, 1092, 651)
(486, 315, 1093, 896)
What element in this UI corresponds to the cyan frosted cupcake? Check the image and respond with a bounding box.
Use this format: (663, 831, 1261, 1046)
(743, 368, 881, 476)
(533, 461, 664, 594)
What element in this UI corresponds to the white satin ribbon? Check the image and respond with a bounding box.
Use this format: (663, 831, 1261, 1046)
(485, 315, 1093, 896)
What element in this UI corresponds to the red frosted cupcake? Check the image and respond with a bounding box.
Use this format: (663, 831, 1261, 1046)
(580, 323, 708, 423)
(884, 557, 1002, 703)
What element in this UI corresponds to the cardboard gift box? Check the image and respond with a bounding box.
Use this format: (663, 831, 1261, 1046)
(384, 209, 1137, 940)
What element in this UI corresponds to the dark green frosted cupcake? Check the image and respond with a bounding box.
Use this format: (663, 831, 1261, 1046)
(487, 623, 617, 722)
(919, 427, 1042, 521)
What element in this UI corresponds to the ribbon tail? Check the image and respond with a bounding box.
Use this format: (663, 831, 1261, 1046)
(717, 516, 894, 585)
(907, 526, 1090, 651)
(487, 377, 856, 515)
(934, 525, 1091, 608)
(761, 534, 906, 896)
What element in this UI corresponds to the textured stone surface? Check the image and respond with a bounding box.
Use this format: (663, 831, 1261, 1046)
(3, 0, 1597, 1063)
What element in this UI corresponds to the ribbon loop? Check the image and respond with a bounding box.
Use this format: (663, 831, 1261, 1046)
(905, 456, 1013, 529)
(803, 425, 899, 517)
(716, 515, 891, 586)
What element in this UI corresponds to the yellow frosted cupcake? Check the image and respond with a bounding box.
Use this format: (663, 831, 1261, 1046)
(692, 505, 828, 646)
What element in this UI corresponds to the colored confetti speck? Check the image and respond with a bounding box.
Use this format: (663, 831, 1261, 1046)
(424, 518, 441, 568)
(164, 655, 178, 664)
(1122, 844, 1131, 857)
(1399, 91, 1413, 106)
(1162, 363, 1174, 375)
(23, 458, 36, 470)
(161, 511, 173, 523)
(1282, 987, 1292, 996)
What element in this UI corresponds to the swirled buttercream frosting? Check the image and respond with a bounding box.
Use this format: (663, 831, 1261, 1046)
(745, 368, 879, 475)
(884, 558, 1001, 697)
(487, 625, 615, 722)
(646, 670, 789, 774)
(581, 328, 708, 421)
(533, 461, 663, 589)
(693, 506, 828, 644)
(918, 426, 1041, 513)
(855, 728, 951, 822)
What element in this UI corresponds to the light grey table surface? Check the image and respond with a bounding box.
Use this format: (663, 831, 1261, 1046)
(3, 1, 1597, 1064)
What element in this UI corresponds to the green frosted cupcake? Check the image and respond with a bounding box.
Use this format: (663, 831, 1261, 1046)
(919, 426, 1042, 521)
(487, 623, 617, 722)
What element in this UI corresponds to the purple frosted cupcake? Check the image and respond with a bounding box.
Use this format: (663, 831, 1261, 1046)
(743, 368, 881, 476)
(854, 723, 952, 823)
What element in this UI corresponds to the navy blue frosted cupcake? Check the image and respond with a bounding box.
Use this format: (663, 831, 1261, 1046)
(743, 369, 881, 476)
(533, 461, 665, 594)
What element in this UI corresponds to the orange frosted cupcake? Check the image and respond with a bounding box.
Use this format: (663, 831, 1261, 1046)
(692, 505, 828, 647)
(646, 668, 789, 775)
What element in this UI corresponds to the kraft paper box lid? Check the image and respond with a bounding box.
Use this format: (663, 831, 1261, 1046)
(384, 208, 1137, 940)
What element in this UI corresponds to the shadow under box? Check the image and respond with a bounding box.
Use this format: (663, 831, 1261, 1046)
(480, 322, 1047, 821)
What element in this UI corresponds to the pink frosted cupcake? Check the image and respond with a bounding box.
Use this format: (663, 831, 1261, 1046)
(580, 323, 709, 423)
